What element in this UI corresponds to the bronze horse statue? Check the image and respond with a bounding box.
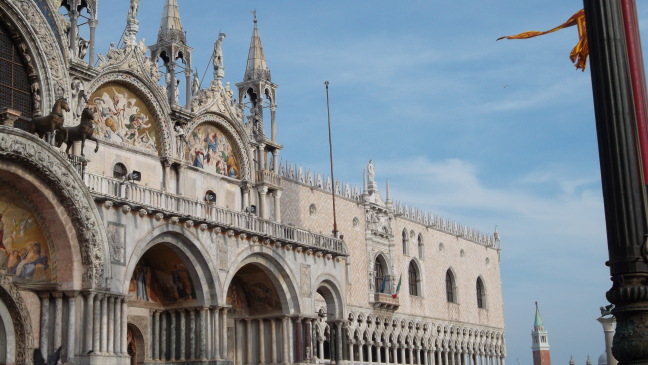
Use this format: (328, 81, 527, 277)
(29, 97, 70, 144)
(56, 107, 99, 156)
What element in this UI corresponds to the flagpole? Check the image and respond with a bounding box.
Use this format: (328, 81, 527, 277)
(325, 81, 339, 238)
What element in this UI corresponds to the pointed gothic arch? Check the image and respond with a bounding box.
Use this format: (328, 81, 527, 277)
(476, 276, 487, 309)
(446, 268, 458, 303)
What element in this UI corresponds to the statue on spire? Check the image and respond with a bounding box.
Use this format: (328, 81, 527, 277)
(128, 0, 140, 20)
(213, 33, 226, 83)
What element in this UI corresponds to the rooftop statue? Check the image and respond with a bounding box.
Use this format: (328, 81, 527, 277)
(128, 0, 140, 20)
(213, 32, 226, 80)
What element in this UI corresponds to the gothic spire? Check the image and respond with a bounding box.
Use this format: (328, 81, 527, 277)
(157, 0, 186, 44)
(244, 11, 270, 82)
(534, 301, 544, 329)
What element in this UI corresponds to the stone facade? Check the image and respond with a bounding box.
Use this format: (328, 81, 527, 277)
(0, 0, 505, 364)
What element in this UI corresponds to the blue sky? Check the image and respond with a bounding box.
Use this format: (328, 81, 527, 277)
(88, 1, 648, 364)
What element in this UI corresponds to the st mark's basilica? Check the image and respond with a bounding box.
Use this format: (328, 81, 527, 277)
(0, 0, 505, 364)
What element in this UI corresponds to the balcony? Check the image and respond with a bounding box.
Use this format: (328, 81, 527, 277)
(256, 170, 282, 189)
(85, 172, 346, 257)
(373, 293, 400, 310)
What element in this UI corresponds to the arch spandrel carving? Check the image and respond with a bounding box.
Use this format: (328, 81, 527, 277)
(0, 127, 109, 289)
(86, 74, 173, 158)
(186, 114, 252, 181)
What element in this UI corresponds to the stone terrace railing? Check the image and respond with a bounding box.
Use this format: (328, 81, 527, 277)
(85, 172, 347, 256)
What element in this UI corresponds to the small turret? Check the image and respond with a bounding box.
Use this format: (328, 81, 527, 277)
(149, 0, 193, 108)
(236, 12, 278, 143)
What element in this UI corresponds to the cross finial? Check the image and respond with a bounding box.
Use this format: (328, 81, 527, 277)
(252, 10, 257, 24)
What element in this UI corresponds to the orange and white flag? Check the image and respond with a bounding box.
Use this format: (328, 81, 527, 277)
(498, 9, 588, 71)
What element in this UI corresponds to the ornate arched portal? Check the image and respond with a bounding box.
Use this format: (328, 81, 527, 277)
(126, 241, 221, 363)
(226, 263, 288, 365)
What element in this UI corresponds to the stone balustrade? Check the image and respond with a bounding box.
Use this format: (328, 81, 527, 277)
(85, 172, 347, 256)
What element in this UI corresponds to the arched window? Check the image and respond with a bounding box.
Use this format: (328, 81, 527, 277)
(204, 190, 216, 204)
(417, 234, 424, 259)
(446, 269, 457, 303)
(402, 229, 408, 255)
(476, 277, 486, 309)
(408, 261, 419, 296)
(113, 163, 127, 179)
(0, 22, 34, 118)
(374, 256, 388, 293)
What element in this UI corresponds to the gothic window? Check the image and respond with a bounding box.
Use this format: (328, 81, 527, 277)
(446, 269, 457, 303)
(113, 163, 127, 179)
(402, 229, 408, 255)
(374, 256, 388, 293)
(0, 22, 33, 118)
(477, 277, 486, 309)
(408, 261, 419, 296)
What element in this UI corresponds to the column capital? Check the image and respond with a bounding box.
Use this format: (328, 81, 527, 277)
(64, 290, 80, 298)
(51, 292, 64, 299)
(38, 292, 50, 300)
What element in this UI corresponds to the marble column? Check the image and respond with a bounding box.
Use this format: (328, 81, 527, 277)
(161, 311, 167, 360)
(392, 344, 398, 364)
(401, 346, 406, 365)
(221, 308, 229, 359)
(423, 348, 428, 365)
(444, 349, 449, 365)
(107, 297, 114, 354)
(259, 186, 268, 220)
(53, 293, 63, 352)
(367, 341, 373, 364)
(305, 319, 314, 362)
(282, 317, 290, 365)
(39, 292, 50, 358)
(213, 307, 220, 359)
(271, 318, 278, 364)
(295, 317, 303, 362)
(246, 319, 253, 365)
(273, 190, 282, 223)
(88, 18, 97, 66)
(358, 341, 363, 363)
(66, 292, 77, 361)
(84, 293, 95, 354)
(259, 319, 265, 365)
(152, 310, 160, 361)
(348, 341, 354, 363)
(431, 349, 436, 365)
(200, 307, 208, 359)
(170, 311, 177, 361)
(258, 144, 266, 170)
(189, 308, 196, 359)
(179, 310, 186, 361)
(416, 347, 421, 365)
(374, 342, 382, 364)
(100, 295, 108, 353)
(318, 338, 325, 361)
(121, 298, 128, 355)
(93, 295, 102, 353)
(336, 321, 344, 363)
(113, 297, 120, 354)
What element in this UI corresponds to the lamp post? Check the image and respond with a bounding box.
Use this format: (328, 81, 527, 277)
(584, 0, 648, 362)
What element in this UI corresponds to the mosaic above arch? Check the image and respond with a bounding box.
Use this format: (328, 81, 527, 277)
(186, 122, 241, 178)
(88, 82, 158, 152)
(0, 181, 51, 283)
(128, 245, 196, 305)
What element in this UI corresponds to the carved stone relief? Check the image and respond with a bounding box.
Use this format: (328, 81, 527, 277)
(107, 222, 126, 266)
